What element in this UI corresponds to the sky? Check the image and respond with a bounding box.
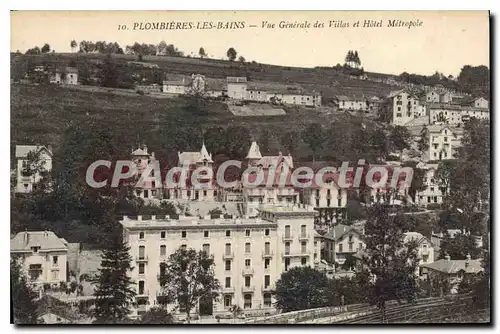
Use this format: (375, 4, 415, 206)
(11, 11, 490, 76)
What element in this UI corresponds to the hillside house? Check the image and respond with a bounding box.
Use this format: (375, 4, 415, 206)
(472, 97, 489, 109)
(227, 77, 248, 100)
(336, 95, 368, 112)
(322, 224, 365, 266)
(427, 125, 462, 161)
(11, 231, 68, 287)
(135, 83, 162, 93)
(15, 145, 53, 194)
(420, 255, 483, 294)
(165, 144, 216, 202)
(162, 78, 190, 95)
(431, 230, 483, 253)
(49, 67, 78, 85)
(243, 141, 298, 216)
(415, 162, 445, 207)
(429, 103, 489, 125)
(266, 91, 321, 107)
(389, 89, 421, 126)
(403, 232, 435, 278)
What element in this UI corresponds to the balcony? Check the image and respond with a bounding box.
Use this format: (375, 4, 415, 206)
(283, 252, 310, 258)
(261, 285, 273, 293)
(262, 251, 274, 258)
(242, 267, 254, 276)
(136, 256, 148, 263)
(222, 252, 234, 260)
(298, 233, 310, 241)
(282, 234, 293, 242)
(222, 286, 235, 293)
(241, 285, 255, 293)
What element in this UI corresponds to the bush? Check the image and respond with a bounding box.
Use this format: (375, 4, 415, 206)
(426, 203, 442, 210)
(136, 90, 145, 95)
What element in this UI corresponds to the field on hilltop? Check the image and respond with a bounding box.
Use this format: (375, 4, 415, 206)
(11, 52, 399, 99)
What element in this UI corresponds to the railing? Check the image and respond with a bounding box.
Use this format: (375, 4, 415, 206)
(298, 233, 310, 240)
(261, 285, 273, 292)
(242, 267, 255, 276)
(241, 285, 255, 293)
(222, 252, 234, 260)
(282, 234, 293, 241)
(136, 256, 148, 262)
(262, 251, 274, 258)
(136, 290, 149, 298)
(222, 286, 235, 293)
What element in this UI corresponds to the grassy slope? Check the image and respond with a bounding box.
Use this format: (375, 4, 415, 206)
(11, 84, 382, 163)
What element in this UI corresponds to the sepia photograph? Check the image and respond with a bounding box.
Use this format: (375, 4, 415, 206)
(9, 10, 491, 325)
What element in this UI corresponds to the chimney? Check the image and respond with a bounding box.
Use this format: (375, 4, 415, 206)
(138, 215, 142, 221)
(24, 231, 28, 246)
(143, 145, 148, 154)
(151, 152, 155, 159)
(47, 145, 52, 153)
(151, 215, 156, 220)
(465, 253, 471, 268)
(445, 254, 451, 261)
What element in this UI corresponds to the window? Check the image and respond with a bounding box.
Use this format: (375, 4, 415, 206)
(52, 270, 58, 280)
(301, 241, 306, 253)
(285, 242, 290, 255)
(204, 231, 209, 238)
(160, 245, 166, 256)
(314, 241, 317, 247)
(202, 244, 210, 255)
(245, 229, 250, 237)
(359, 243, 363, 250)
(139, 232, 145, 239)
(138, 280, 145, 294)
(245, 242, 251, 253)
(244, 294, 252, 309)
(264, 258, 270, 269)
(301, 257, 307, 265)
(349, 243, 353, 252)
(226, 230, 231, 237)
(225, 243, 231, 255)
(224, 295, 232, 308)
(264, 242, 270, 255)
(53, 256, 58, 265)
(265, 229, 270, 236)
(338, 198, 342, 207)
(160, 231, 166, 239)
(285, 258, 290, 271)
(139, 263, 145, 274)
(263, 293, 272, 307)
(139, 246, 145, 259)
(300, 225, 306, 238)
(245, 276, 251, 287)
(181, 244, 187, 250)
(285, 225, 291, 238)
(225, 260, 231, 271)
(203, 190, 207, 196)
(264, 275, 270, 288)
(225, 277, 231, 288)
(339, 244, 343, 252)
(181, 231, 187, 238)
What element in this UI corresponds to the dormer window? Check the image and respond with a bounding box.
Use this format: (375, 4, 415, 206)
(32, 246, 40, 253)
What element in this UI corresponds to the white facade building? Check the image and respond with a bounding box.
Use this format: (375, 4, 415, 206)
(10, 231, 68, 286)
(119, 204, 319, 317)
(389, 89, 421, 126)
(50, 67, 78, 85)
(403, 232, 435, 278)
(227, 77, 247, 100)
(15, 145, 53, 194)
(336, 96, 368, 112)
(415, 162, 445, 206)
(427, 125, 462, 161)
(322, 224, 365, 266)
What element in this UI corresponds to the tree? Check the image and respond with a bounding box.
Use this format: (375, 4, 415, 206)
(99, 55, 119, 88)
(25, 46, 41, 55)
(472, 251, 490, 309)
(273, 267, 333, 312)
(41, 43, 51, 53)
(457, 65, 489, 96)
(301, 123, 325, 161)
(11, 256, 39, 324)
(280, 130, 300, 155)
(435, 160, 456, 195)
(389, 125, 411, 153)
(357, 205, 420, 322)
(92, 233, 136, 324)
(158, 247, 220, 323)
(418, 126, 429, 152)
(238, 56, 246, 62)
(70, 40, 77, 51)
(137, 307, 174, 324)
(226, 48, 237, 61)
(438, 231, 482, 260)
(198, 47, 206, 58)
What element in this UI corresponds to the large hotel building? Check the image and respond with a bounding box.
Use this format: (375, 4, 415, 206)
(120, 204, 320, 318)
